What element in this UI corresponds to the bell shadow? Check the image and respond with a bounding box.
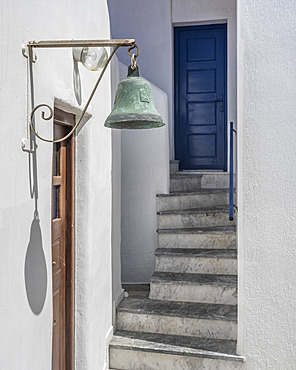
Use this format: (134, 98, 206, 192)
(25, 212, 47, 315)
(24, 47, 47, 315)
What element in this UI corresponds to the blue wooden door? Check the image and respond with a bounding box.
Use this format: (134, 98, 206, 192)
(174, 24, 227, 170)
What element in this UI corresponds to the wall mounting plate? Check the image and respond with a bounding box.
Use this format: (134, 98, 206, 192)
(21, 138, 37, 153)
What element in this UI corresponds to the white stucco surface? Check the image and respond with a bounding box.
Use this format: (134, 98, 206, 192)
(108, 0, 174, 157)
(110, 56, 124, 318)
(0, 1, 115, 368)
(108, 0, 236, 164)
(237, 0, 296, 368)
(117, 62, 170, 283)
(108, 0, 236, 283)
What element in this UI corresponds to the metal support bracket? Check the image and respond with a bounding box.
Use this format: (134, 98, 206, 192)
(22, 39, 136, 145)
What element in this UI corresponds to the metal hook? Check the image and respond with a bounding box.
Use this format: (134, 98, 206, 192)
(127, 44, 139, 59)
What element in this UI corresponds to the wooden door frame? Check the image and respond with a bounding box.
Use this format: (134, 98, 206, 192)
(52, 107, 75, 369)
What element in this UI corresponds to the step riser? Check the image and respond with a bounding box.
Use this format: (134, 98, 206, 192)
(155, 256, 237, 275)
(157, 193, 229, 211)
(117, 312, 237, 340)
(158, 212, 235, 229)
(158, 233, 236, 249)
(150, 283, 237, 305)
(170, 174, 236, 190)
(110, 348, 242, 370)
(200, 174, 235, 189)
(170, 177, 201, 192)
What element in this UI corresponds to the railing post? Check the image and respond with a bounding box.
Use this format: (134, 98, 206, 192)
(229, 122, 234, 221)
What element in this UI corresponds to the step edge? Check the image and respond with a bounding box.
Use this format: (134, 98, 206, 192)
(110, 336, 245, 363)
(157, 189, 231, 197)
(157, 207, 231, 215)
(157, 227, 236, 234)
(150, 272, 237, 287)
(176, 171, 231, 175)
(117, 298, 237, 322)
(117, 307, 238, 322)
(150, 278, 237, 288)
(170, 174, 202, 179)
(155, 248, 237, 258)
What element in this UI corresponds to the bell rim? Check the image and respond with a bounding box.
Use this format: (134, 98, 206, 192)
(104, 120, 165, 129)
(104, 113, 165, 129)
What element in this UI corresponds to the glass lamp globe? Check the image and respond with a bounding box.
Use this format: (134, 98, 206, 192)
(72, 47, 108, 71)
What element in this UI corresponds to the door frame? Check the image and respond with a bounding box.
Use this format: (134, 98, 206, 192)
(52, 107, 75, 369)
(174, 23, 228, 171)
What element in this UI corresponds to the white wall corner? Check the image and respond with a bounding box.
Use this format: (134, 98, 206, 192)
(112, 288, 125, 329)
(103, 326, 114, 370)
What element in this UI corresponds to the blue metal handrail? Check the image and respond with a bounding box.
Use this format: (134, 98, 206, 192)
(229, 122, 235, 221)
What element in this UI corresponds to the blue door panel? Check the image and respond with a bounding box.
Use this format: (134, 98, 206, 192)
(175, 25, 227, 170)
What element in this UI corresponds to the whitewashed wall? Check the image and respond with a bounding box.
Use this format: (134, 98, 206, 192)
(0, 0, 115, 369)
(117, 62, 169, 283)
(108, 0, 174, 157)
(237, 0, 296, 368)
(110, 56, 124, 320)
(108, 0, 236, 163)
(108, 0, 236, 283)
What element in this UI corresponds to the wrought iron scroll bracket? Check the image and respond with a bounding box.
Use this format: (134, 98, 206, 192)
(22, 39, 136, 147)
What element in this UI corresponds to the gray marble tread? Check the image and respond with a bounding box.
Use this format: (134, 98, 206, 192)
(117, 297, 237, 321)
(157, 226, 236, 234)
(155, 248, 237, 259)
(157, 188, 229, 197)
(170, 174, 202, 179)
(110, 330, 244, 362)
(151, 271, 237, 287)
(157, 205, 230, 215)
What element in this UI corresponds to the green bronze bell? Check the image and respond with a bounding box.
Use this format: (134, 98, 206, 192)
(104, 65, 165, 129)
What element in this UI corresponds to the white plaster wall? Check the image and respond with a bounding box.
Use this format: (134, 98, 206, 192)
(107, 0, 174, 157)
(108, 0, 236, 283)
(172, 0, 237, 171)
(237, 1, 296, 368)
(110, 56, 124, 319)
(0, 0, 114, 369)
(118, 62, 170, 283)
(108, 0, 236, 165)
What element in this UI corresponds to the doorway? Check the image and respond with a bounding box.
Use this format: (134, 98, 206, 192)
(174, 24, 227, 170)
(51, 108, 75, 369)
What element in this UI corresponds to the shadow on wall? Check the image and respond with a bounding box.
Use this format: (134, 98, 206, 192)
(24, 47, 47, 315)
(25, 212, 47, 315)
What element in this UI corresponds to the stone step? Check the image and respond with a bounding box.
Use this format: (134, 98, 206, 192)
(157, 188, 229, 211)
(109, 330, 244, 370)
(149, 272, 237, 305)
(175, 171, 236, 189)
(158, 206, 235, 229)
(157, 226, 236, 249)
(170, 160, 180, 175)
(170, 174, 202, 192)
(155, 248, 237, 275)
(116, 297, 237, 340)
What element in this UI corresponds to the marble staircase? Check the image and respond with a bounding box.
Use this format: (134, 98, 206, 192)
(109, 161, 243, 369)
